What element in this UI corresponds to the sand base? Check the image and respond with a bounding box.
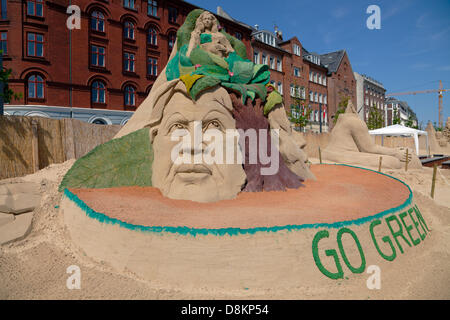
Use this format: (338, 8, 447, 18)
(58, 164, 428, 291)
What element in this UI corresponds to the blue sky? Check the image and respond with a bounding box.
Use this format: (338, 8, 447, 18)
(188, 0, 450, 128)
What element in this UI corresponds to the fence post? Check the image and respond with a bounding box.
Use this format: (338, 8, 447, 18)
(378, 156, 382, 172)
(319, 146, 322, 164)
(31, 120, 39, 172)
(431, 164, 437, 199)
(405, 148, 409, 172)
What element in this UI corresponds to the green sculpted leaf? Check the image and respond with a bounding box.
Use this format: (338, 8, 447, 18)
(251, 64, 270, 84)
(206, 51, 229, 70)
(264, 90, 283, 116)
(230, 60, 254, 84)
(221, 82, 247, 102)
(189, 46, 215, 66)
(190, 76, 221, 100)
(193, 65, 230, 82)
(59, 128, 153, 191)
(246, 83, 267, 101)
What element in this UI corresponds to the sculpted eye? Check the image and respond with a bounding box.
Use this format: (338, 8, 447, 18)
(204, 120, 222, 131)
(169, 123, 186, 132)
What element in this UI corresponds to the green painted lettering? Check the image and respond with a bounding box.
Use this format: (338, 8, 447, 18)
(409, 208, 425, 241)
(337, 228, 366, 274)
(386, 214, 412, 254)
(400, 209, 420, 246)
(370, 219, 396, 261)
(312, 230, 344, 280)
(414, 205, 429, 235)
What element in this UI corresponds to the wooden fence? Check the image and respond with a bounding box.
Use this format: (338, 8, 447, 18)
(0, 116, 121, 180)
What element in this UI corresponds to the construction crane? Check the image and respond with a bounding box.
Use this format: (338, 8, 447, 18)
(386, 80, 450, 128)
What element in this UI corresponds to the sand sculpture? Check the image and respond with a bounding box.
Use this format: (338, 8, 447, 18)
(61, 9, 314, 202)
(57, 9, 430, 291)
(424, 121, 450, 154)
(323, 100, 422, 169)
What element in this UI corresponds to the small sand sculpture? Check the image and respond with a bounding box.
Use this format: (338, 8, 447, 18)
(322, 100, 422, 169)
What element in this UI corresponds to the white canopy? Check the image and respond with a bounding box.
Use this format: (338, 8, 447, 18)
(369, 124, 428, 155)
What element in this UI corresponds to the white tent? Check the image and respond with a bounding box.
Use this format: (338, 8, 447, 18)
(368, 124, 428, 155)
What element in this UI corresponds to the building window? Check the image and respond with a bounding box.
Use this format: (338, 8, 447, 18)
(28, 75, 44, 99)
(309, 91, 313, 101)
(124, 52, 136, 72)
(91, 45, 105, 67)
(309, 72, 313, 82)
(148, 0, 157, 16)
(323, 77, 326, 86)
(324, 95, 327, 104)
(253, 51, 259, 64)
(0, 32, 6, 55)
(27, 33, 44, 57)
(123, 0, 135, 10)
(168, 32, 176, 51)
(148, 28, 158, 46)
(262, 54, 267, 65)
(314, 73, 318, 83)
(293, 44, 300, 56)
(318, 74, 322, 85)
(315, 92, 318, 102)
(147, 57, 158, 76)
(1, 0, 7, 20)
(91, 81, 106, 103)
(319, 94, 323, 103)
(277, 82, 283, 94)
(294, 67, 300, 77)
(124, 21, 135, 40)
(124, 85, 136, 106)
(235, 32, 242, 40)
(91, 11, 105, 32)
(277, 59, 282, 71)
(168, 7, 177, 23)
(27, 0, 43, 17)
(269, 57, 274, 69)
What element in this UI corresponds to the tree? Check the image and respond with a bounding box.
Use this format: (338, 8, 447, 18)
(392, 108, 401, 125)
(405, 114, 415, 128)
(288, 85, 311, 131)
(367, 104, 384, 130)
(332, 95, 350, 124)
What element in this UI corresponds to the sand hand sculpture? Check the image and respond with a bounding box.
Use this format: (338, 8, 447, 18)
(59, 9, 314, 202)
(323, 100, 422, 169)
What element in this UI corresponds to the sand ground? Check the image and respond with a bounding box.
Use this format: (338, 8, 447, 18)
(0, 158, 449, 300)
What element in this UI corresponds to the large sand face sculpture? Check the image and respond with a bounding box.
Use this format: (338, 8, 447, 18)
(60, 8, 314, 203)
(323, 101, 422, 169)
(150, 85, 246, 202)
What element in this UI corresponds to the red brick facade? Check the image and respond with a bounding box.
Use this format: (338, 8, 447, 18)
(3, 0, 252, 111)
(325, 52, 357, 128)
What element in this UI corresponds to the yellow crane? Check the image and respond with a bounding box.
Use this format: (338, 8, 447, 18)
(386, 80, 450, 128)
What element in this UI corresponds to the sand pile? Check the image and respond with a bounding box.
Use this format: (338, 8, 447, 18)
(1, 159, 450, 299)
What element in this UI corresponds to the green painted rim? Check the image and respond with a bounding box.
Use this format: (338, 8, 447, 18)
(62, 164, 414, 237)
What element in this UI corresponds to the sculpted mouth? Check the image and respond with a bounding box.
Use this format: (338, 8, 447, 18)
(176, 164, 212, 175)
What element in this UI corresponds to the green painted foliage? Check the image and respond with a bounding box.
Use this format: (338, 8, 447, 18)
(59, 128, 153, 192)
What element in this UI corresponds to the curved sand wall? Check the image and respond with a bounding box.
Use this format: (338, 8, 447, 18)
(60, 165, 431, 291)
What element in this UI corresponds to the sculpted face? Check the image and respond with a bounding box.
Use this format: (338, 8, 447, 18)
(151, 87, 246, 202)
(201, 12, 215, 30)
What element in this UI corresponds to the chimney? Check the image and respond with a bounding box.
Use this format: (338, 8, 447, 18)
(254, 24, 259, 31)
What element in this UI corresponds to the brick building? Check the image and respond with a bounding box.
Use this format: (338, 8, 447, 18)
(320, 50, 357, 128)
(2, 0, 252, 124)
(354, 72, 386, 124)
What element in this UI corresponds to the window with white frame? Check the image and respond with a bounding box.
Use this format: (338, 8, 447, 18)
(293, 44, 300, 56)
(315, 92, 318, 102)
(270, 56, 274, 69)
(124, 0, 135, 10)
(253, 51, 259, 64)
(277, 82, 283, 94)
(323, 77, 326, 86)
(324, 95, 327, 104)
(309, 71, 313, 81)
(309, 91, 313, 101)
(319, 93, 322, 103)
(314, 73, 318, 83)
(262, 54, 267, 65)
(294, 67, 300, 77)
(277, 58, 282, 71)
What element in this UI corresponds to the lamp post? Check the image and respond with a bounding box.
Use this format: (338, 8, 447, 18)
(319, 103, 322, 133)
